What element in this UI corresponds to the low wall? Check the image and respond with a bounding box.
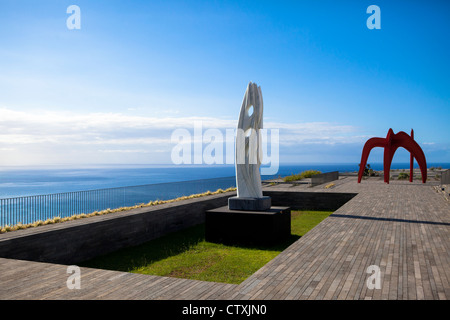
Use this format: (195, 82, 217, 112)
(441, 169, 450, 184)
(264, 190, 356, 211)
(0, 190, 357, 265)
(0, 192, 234, 265)
(310, 171, 339, 187)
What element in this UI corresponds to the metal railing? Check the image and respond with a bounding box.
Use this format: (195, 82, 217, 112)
(0, 176, 236, 228)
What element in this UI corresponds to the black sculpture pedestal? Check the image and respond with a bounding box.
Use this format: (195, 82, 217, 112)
(228, 196, 271, 211)
(205, 206, 291, 246)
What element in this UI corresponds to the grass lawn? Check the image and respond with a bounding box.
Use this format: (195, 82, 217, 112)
(80, 210, 333, 284)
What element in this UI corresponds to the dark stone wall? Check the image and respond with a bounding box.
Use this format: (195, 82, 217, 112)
(0, 190, 356, 265)
(264, 190, 357, 211)
(0, 192, 233, 265)
(441, 169, 450, 184)
(310, 171, 339, 187)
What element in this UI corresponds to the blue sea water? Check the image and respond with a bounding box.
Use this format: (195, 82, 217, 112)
(0, 163, 448, 226)
(1, 163, 448, 199)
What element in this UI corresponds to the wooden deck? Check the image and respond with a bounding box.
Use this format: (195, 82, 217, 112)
(0, 177, 449, 300)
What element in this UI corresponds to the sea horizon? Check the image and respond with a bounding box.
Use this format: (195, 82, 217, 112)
(0, 162, 449, 199)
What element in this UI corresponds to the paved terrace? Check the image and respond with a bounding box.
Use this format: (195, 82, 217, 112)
(0, 177, 449, 300)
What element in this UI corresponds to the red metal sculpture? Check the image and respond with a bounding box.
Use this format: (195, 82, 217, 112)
(410, 129, 414, 182)
(358, 129, 427, 184)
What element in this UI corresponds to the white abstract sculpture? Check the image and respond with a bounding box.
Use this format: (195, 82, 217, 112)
(229, 81, 271, 211)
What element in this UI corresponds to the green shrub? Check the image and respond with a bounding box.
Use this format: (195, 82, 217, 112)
(283, 170, 321, 182)
(398, 172, 409, 180)
(359, 163, 379, 177)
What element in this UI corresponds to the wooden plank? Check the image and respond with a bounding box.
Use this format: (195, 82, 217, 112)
(0, 178, 448, 300)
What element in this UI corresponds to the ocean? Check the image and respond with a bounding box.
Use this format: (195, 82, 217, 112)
(1, 163, 448, 226)
(1, 163, 448, 199)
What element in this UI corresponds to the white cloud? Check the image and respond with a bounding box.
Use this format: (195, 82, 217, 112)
(98, 149, 153, 153)
(0, 107, 365, 165)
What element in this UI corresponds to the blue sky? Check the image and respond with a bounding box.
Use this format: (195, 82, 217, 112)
(0, 0, 449, 167)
